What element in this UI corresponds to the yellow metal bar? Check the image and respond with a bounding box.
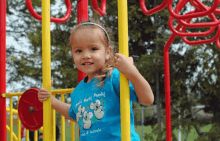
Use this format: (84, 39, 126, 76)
(52, 94, 56, 141)
(61, 93, 65, 141)
(34, 130, 38, 141)
(51, 88, 74, 94)
(2, 88, 74, 97)
(42, 0, 52, 140)
(71, 121, 75, 141)
(118, 0, 130, 140)
(17, 96, 21, 141)
(6, 125, 18, 141)
(26, 129, 29, 141)
(40, 127, 43, 132)
(10, 96, 13, 141)
(1, 92, 23, 97)
(6, 107, 18, 114)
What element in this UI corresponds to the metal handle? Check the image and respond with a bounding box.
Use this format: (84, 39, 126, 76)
(26, 0, 72, 23)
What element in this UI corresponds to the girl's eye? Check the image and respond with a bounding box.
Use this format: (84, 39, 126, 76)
(75, 49, 82, 53)
(91, 47, 97, 51)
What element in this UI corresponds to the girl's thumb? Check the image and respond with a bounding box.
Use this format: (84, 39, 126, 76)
(51, 80, 53, 86)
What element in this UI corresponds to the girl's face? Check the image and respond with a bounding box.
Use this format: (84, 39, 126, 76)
(71, 28, 111, 81)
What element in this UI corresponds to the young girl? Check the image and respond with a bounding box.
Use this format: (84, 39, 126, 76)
(38, 21, 154, 141)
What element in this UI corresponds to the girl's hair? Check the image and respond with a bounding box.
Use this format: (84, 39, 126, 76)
(70, 19, 117, 88)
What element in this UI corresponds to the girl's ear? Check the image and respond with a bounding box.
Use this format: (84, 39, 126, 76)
(105, 46, 112, 61)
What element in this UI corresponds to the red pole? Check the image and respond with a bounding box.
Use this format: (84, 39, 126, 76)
(163, 23, 182, 141)
(76, 0, 88, 136)
(163, 34, 175, 141)
(77, 0, 88, 83)
(0, 0, 7, 140)
(77, 0, 88, 25)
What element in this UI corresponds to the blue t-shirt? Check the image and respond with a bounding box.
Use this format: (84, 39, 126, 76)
(69, 68, 140, 141)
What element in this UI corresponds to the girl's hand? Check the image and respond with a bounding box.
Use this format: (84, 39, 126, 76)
(38, 80, 53, 102)
(114, 53, 136, 76)
(38, 88, 51, 102)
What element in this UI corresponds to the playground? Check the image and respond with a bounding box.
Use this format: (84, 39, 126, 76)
(6, 124, 213, 141)
(1, 0, 220, 141)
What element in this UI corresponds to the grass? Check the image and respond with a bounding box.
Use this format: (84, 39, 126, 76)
(136, 124, 212, 141)
(7, 124, 212, 141)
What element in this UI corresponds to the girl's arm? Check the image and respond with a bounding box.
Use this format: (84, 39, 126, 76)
(125, 66, 154, 105)
(114, 53, 154, 105)
(51, 96, 76, 122)
(38, 87, 76, 122)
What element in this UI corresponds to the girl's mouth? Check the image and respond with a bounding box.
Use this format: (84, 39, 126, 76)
(82, 63, 94, 66)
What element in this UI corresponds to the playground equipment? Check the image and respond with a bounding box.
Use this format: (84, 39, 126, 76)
(18, 88, 43, 131)
(0, 0, 220, 141)
(140, 0, 220, 140)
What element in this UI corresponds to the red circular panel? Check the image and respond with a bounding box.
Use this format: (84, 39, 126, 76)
(18, 88, 43, 131)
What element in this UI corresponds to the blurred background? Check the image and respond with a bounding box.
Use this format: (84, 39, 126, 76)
(5, 0, 220, 140)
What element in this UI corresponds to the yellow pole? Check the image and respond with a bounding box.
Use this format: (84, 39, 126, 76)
(118, 0, 130, 140)
(34, 130, 38, 141)
(26, 129, 29, 141)
(71, 121, 75, 141)
(6, 107, 18, 114)
(61, 94, 65, 141)
(6, 125, 18, 141)
(10, 96, 13, 141)
(17, 96, 21, 141)
(52, 94, 56, 141)
(42, 0, 52, 140)
(40, 127, 43, 132)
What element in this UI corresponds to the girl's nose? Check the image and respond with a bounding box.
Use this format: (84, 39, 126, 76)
(82, 52, 91, 59)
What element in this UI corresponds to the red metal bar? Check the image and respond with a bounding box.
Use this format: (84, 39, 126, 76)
(91, 0, 106, 16)
(168, 13, 216, 37)
(26, 0, 71, 23)
(176, 0, 220, 28)
(180, 17, 220, 45)
(177, 17, 220, 28)
(216, 38, 220, 49)
(77, 0, 88, 24)
(77, 0, 89, 136)
(0, 0, 7, 140)
(189, 0, 202, 9)
(139, 0, 168, 15)
(77, 0, 88, 81)
(163, 23, 183, 141)
(165, 0, 220, 140)
(139, 1, 220, 141)
(168, 0, 219, 19)
(170, 0, 220, 45)
(181, 28, 220, 45)
(190, 0, 220, 14)
(169, 0, 219, 37)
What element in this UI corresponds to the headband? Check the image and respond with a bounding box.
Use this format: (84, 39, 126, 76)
(75, 22, 110, 43)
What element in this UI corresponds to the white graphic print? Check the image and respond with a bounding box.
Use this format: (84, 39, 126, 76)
(83, 111, 93, 129)
(76, 105, 85, 122)
(90, 100, 105, 119)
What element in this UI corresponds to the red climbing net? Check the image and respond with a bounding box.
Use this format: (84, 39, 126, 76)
(140, 0, 220, 48)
